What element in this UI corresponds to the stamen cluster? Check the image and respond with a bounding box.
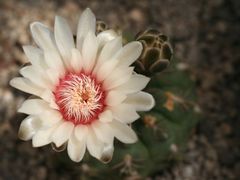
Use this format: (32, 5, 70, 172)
(54, 73, 105, 124)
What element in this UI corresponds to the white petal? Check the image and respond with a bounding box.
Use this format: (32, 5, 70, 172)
(97, 29, 119, 49)
(77, 8, 96, 50)
(10, 77, 43, 96)
(124, 92, 155, 111)
(93, 36, 122, 75)
(100, 143, 114, 163)
(30, 22, 65, 72)
(22, 46, 47, 70)
(110, 103, 139, 123)
(30, 22, 55, 50)
(54, 16, 74, 69)
(110, 120, 138, 144)
(96, 59, 119, 82)
(18, 115, 42, 141)
(103, 67, 133, 90)
(20, 65, 52, 89)
(82, 32, 98, 73)
(116, 41, 142, 67)
(92, 121, 114, 144)
(32, 121, 61, 147)
(67, 133, 86, 162)
(40, 90, 59, 109)
(105, 90, 126, 106)
(98, 36, 122, 63)
(98, 110, 113, 123)
(38, 109, 62, 128)
(46, 68, 60, 86)
(44, 50, 65, 76)
(52, 121, 74, 147)
(74, 125, 88, 141)
(18, 99, 50, 115)
(86, 127, 103, 159)
(70, 48, 83, 73)
(115, 74, 150, 94)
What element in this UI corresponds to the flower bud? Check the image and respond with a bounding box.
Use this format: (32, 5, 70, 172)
(96, 20, 108, 33)
(134, 29, 173, 76)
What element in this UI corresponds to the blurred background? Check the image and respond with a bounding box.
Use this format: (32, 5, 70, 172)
(0, 0, 239, 179)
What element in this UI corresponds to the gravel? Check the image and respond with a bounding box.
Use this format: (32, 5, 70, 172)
(0, 0, 239, 179)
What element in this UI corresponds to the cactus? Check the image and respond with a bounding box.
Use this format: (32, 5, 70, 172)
(64, 29, 201, 179)
(52, 27, 200, 179)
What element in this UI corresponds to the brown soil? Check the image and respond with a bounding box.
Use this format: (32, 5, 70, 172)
(0, 0, 239, 179)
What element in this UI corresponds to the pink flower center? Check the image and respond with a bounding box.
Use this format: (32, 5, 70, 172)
(54, 73, 105, 125)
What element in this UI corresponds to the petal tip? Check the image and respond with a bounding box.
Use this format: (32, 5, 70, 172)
(22, 45, 29, 52)
(83, 7, 94, 15)
(55, 15, 66, 26)
(9, 79, 15, 87)
(30, 21, 44, 31)
(147, 94, 156, 110)
(17, 107, 25, 114)
(9, 78, 24, 89)
(127, 133, 138, 144)
(18, 127, 32, 141)
(32, 136, 41, 147)
(81, 8, 96, 22)
(55, 15, 61, 21)
(134, 41, 143, 52)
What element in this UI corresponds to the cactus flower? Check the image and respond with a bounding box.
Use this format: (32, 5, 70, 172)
(10, 8, 155, 163)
